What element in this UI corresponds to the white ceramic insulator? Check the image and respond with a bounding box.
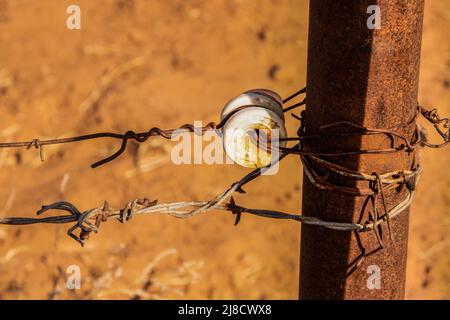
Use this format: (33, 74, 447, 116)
(220, 90, 287, 168)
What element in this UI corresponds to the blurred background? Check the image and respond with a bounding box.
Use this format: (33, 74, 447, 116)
(0, 0, 448, 299)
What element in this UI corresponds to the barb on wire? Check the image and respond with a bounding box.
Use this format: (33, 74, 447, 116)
(418, 104, 449, 148)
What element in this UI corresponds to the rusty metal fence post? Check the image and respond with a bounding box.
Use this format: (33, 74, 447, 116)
(300, 0, 424, 299)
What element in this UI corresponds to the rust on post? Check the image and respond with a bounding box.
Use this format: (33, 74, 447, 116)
(300, 0, 424, 299)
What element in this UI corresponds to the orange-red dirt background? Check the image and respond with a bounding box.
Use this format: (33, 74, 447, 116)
(0, 0, 448, 299)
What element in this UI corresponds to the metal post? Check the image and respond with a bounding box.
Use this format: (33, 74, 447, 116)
(300, 0, 424, 299)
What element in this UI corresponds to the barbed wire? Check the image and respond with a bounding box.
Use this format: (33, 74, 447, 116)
(0, 160, 416, 247)
(0, 122, 217, 168)
(0, 86, 448, 249)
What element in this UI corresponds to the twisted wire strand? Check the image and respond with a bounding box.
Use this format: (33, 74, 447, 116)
(0, 123, 217, 168)
(0, 193, 413, 232)
(0, 180, 415, 246)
